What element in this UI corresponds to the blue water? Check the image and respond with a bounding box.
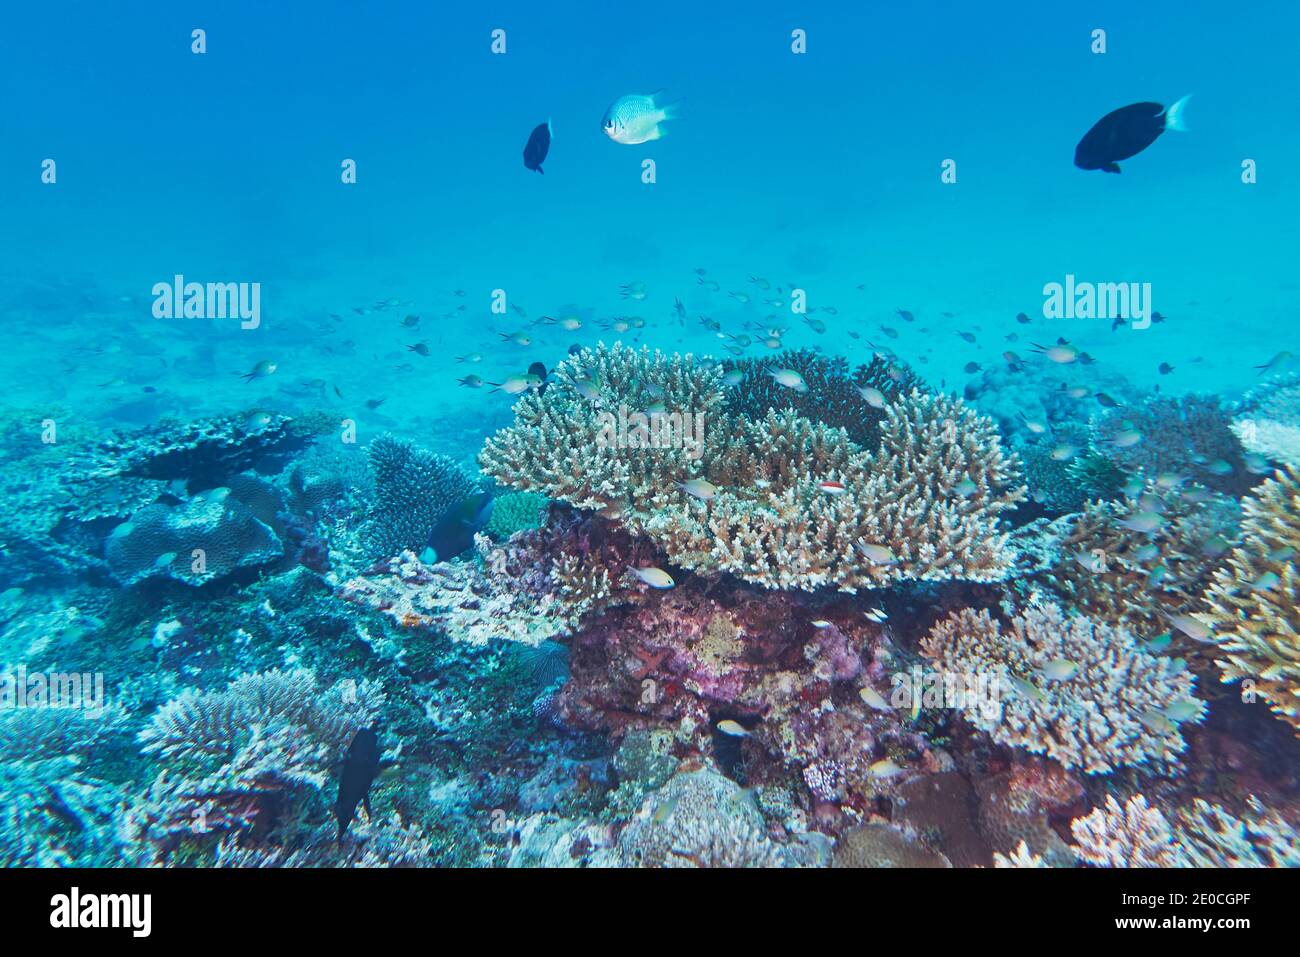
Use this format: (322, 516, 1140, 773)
(4, 1, 1296, 443)
(2, 2, 1299, 870)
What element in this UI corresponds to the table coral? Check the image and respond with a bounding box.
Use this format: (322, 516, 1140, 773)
(480, 342, 1025, 592)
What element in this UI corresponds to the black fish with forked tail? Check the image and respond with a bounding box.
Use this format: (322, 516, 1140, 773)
(1074, 96, 1191, 173)
(335, 727, 382, 843)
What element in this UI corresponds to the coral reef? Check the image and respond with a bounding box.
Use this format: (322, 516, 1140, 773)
(553, 551, 937, 820)
(1196, 466, 1300, 734)
(1092, 394, 1254, 496)
(361, 434, 480, 561)
(123, 668, 385, 864)
(618, 767, 793, 867)
(0, 705, 130, 866)
(106, 492, 283, 586)
(921, 602, 1202, 773)
(1041, 480, 1238, 665)
(481, 343, 1025, 592)
(340, 508, 650, 647)
(1071, 793, 1300, 867)
(974, 761, 1082, 866)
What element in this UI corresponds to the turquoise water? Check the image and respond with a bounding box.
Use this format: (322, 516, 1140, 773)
(5, 2, 1296, 438)
(2, 2, 1299, 869)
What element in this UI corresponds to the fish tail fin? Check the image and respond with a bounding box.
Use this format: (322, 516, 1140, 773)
(1164, 94, 1192, 132)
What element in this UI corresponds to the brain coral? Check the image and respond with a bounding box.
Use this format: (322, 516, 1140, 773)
(1196, 465, 1300, 734)
(921, 601, 1202, 774)
(479, 342, 1025, 592)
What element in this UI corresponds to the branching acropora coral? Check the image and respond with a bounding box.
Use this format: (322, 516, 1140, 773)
(1070, 794, 1183, 867)
(921, 602, 1203, 774)
(480, 342, 1025, 592)
(124, 669, 385, 863)
(1071, 794, 1300, 867)
(1196, 465, 1300, 734)
(1042, 480, 1238, 665)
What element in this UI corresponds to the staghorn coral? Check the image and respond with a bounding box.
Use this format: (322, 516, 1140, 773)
(1070, 793, 1300, 867)
(123, 668, 385, 864)
(922, 602, 1202, 774)
(361, 434, 479, 561)
(992, 841, 1047, 867)
(214, 814, 433, 867)
(723, 348, 926, 446)
(480, 343, 1025, 592)
(1196, 466, 1300, 734)
(340, 508, 651, 647)
(1092, 394, 1253, 496)
(1042, 480, 1238, 663)
(1177, 796, 1300, 867)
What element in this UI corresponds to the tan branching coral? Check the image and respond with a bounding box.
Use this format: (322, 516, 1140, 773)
(1071, 794, 1300, 868)
(921, 602, 1202, 774)
(480, 343, 1025, 592)
(992, 841, 1047, 868)
(1196, 466, 1300, 733)
(1043, 482, 1238, 664)
(1071, 794, 1182, 867)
